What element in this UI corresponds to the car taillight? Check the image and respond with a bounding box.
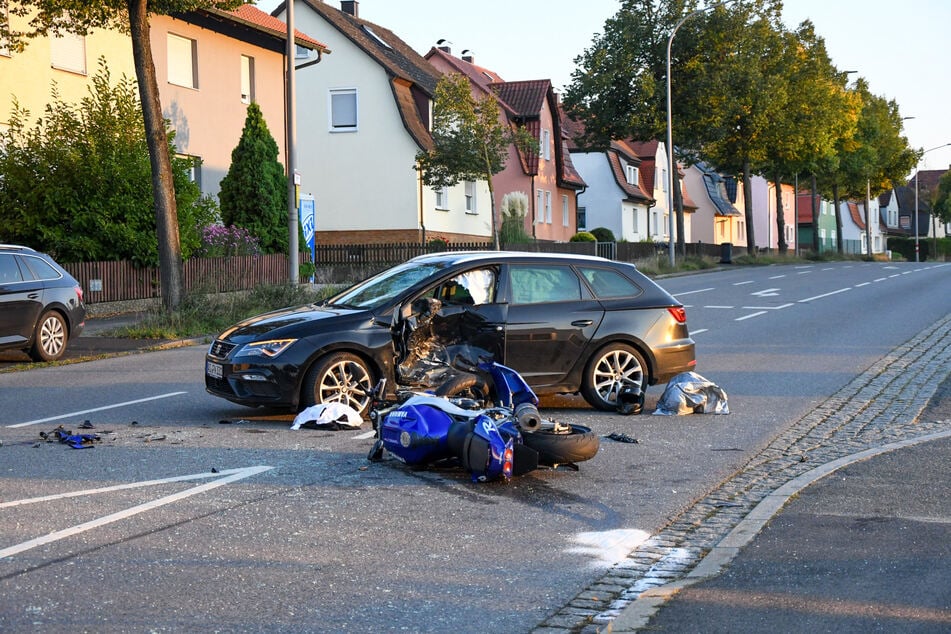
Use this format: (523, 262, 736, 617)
(667, 306, 687, 324)
(74, 285, 84, 303)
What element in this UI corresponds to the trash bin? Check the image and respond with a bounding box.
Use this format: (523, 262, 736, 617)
(720, 242, 733, 264)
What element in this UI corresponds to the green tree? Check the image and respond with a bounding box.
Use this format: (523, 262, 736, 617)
(836, 79, 918, 256)
(933, 170, 951, 226)
(0, 61, 209, 264)
(415, 73, 535, 250)
(219, 102, 289, 254)
(1, 0, 243, 309)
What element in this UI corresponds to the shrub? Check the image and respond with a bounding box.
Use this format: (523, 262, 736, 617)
(197, 224, 261, 257)
(570, 231, 597, 242)
(590, 227, 616, 242)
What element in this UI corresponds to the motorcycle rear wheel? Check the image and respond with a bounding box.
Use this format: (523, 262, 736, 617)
(522, 423, 599, 466)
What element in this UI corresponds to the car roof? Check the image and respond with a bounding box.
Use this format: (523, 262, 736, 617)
(408, 250, 621, 267)
(0, 244, 38, 253)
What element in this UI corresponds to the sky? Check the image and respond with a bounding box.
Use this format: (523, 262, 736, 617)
(257, 0, 951, 177)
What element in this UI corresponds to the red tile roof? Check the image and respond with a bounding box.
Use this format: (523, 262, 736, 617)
(205, 4, 329, 51)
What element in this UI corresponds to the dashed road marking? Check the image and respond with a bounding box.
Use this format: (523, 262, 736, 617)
(7, 392, 188, 428)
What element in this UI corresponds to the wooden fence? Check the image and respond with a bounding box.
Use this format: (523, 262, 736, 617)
(64, 240, 738, 305)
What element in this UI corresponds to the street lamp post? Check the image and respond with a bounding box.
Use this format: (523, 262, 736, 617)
(666, 0, 735, 267)
(913, 142, 951, 262)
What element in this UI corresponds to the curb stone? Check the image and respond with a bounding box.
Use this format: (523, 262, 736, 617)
(532, 313, 951, 633)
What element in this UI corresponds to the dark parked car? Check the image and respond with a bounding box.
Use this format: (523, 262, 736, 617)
(205, 251, 696, 413)
(0, 245, 86, 362)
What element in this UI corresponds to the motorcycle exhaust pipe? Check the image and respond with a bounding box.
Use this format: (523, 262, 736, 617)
(514, 402, 542, 432)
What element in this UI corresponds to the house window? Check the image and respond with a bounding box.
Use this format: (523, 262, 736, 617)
(536, 190, 543, 224)
(330, 88, 358, 131)
(544, 191, 552, 224)
(167, 33, 198, 89)
(625, 164, 638, 186)
(577, 206, 586, 230)
(51, 31, 86, 74)
(178, 154, 202, 190)
(541, 128, 551, 161)
(435, 186, 448, 210)
(662, 168, 668, 192)
(562, 195, 569, 227)
(465, 181, 477, 213)
(240, 55, 255, 104)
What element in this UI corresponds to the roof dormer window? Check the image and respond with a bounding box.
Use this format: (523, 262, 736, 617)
(626, 164, 638, 186)
(361, 25, 391, 50)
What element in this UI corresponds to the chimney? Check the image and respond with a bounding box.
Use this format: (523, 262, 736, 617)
(436, 39, 451, 54)
(461, 49, 474, 64)
(341, 1, 358, 17)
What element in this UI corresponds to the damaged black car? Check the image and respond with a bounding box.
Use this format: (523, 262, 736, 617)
(205, 251, 696, 414)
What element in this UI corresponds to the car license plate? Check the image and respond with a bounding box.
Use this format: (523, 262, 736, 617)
(206, 361, 223, 379)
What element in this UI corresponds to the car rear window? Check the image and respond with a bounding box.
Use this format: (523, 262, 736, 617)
(21, 255, 62, 281)
(578, 266, 643, 299)
(0, 254, 24, 283)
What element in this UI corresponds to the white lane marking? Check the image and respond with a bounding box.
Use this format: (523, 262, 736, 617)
(352, 430, 376, 440)
(798, 288, 851, 303)
(732, 281, 754, 286)
(768, 275, 786, 279)
(6, 392, 188, 428)
(874, 277, 888, 282)
(0, 467, 260, 508)
(855, 282, 871, 288)
(673, 287, 715, 296)
(703, 305, 734, 309)
(690, 328, 708, 335)
(742, 303, 794, 310)
(736, 311, 767, 321)
(797, 270, 813, 275)
(0, 466, 273, 559)
(751, 288, 780, 297)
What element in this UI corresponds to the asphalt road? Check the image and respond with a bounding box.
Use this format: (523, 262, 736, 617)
(0, 261, 949, 632)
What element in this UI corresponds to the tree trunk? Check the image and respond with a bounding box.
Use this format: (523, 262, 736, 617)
(774, 170, 787, 254)
(832, 182, 843, 254)
(811, 174, 820, 253)
(128, 0, 182, 310)
(743, 160, 756, 257)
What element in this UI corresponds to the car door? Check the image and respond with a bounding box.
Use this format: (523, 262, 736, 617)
(501, 263, 603, 387)
(0, 253, 44, 346)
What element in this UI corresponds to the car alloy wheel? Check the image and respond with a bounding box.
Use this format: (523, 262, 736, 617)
(581, 343, 647, 411)
(303, 352, 374, 415)
(31, 311, 67, 362)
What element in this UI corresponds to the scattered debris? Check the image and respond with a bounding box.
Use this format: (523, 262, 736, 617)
(39, 425, 101, 449)
(653, 372, 730, 416)
(604, 432, 640, 444)
(78, 420, 94, 429)
(291, 403, 363, 430)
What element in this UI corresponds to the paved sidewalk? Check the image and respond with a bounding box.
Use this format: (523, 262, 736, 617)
(533, 314, 951, 633)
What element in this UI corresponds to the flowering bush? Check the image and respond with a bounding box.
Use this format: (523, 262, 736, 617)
(197, 224, 261, 257)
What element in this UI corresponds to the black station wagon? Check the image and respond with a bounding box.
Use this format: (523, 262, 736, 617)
(205, 251, 696, 413)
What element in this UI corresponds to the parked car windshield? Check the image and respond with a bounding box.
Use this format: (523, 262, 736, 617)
(327, 260, 452, 310)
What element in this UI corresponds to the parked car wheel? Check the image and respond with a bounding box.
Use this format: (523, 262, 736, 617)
(30, 310, 68, 362)
(302, 352, 374, 414)
(581, 343, 648, 411)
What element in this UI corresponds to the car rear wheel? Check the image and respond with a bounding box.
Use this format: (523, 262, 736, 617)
(302, 352, 374, 415)
(581, 343, 647, 411)
(30, 311, 68, 362)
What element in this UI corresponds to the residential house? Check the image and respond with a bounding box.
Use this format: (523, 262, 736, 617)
(682, 161, 745, 247)
(757, 179, 797, 252)
(838, 196, 885, 255)
(796, 191, 838, 253)
(425, 47, 585, 242)
(877, 187, 908, 239)
(275, 0, 490, 245)
(154, 5, 328, 197)
(907, 169, 950, 240)
(1, 5, 327, 199)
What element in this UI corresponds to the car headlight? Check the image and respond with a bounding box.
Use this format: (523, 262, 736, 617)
(236, 339, 297, 359)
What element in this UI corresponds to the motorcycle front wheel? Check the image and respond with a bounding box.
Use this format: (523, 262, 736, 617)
(521, 423, 599, 466)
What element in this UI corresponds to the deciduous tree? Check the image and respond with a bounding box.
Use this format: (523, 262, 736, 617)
(1, 0, 243, 309)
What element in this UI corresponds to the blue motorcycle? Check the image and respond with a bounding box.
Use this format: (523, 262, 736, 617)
(367, 360, 599, 482)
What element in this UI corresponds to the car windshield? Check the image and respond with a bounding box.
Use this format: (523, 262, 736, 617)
(326, 260, 451, 310)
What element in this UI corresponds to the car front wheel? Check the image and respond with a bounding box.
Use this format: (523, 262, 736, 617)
(581, 343, 647, 411)
(302, 352, 374, 415)
(30, 311, 68, 362)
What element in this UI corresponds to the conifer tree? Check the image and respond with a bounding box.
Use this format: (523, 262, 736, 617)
(219, 102, 289, 253)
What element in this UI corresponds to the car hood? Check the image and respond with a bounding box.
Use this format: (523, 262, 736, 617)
(218, 304, 371, 343)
